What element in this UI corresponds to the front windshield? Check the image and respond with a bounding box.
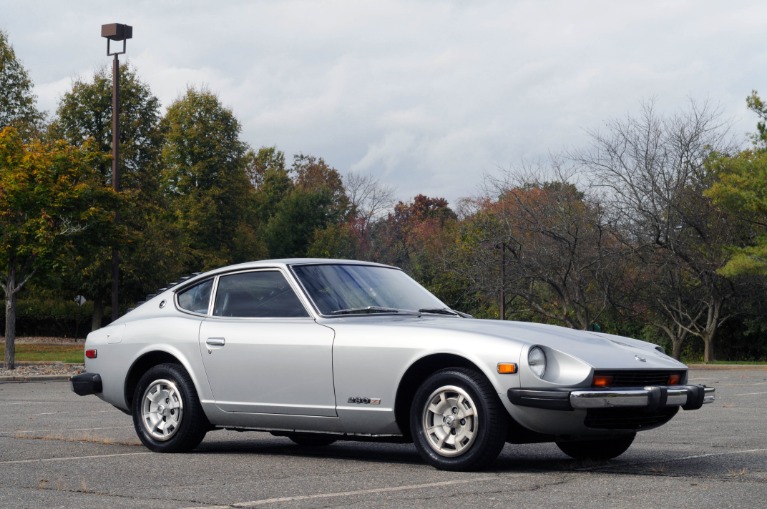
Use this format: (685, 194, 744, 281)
(291, 264, 448, 316)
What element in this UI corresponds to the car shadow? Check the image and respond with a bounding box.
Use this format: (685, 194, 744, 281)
(194, 436, 425, 466)
(191, 436, 729, 477)
(194, 437, 672, 474)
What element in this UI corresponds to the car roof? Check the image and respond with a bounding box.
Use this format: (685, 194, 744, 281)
(215, 258, 391, 271)
(175, 258, 395, 289)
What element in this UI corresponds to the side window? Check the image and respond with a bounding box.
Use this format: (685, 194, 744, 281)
(176, 279, 213, 314)
(213, 271, 309, 318)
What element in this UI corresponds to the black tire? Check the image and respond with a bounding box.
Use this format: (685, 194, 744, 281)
(286, 433, 337, 447)
(132, 363, 209, 453)
(556, 433, 636, 460)
(410, 368, 508, 471)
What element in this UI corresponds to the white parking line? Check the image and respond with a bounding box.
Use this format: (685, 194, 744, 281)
(579, 447, 767, 472)
(0, 451, 151, 465)
(735, 391, 767, 396)
(181, 477, 497, 509)
(0, 425, 133, 437)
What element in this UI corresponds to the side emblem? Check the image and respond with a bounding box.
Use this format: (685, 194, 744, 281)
(347, 397, 381, 405)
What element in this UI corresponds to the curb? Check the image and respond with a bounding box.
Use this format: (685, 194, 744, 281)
(0, 362, 84, 383)
(0, 375, 75, 383)
(688, 364, 767, 370)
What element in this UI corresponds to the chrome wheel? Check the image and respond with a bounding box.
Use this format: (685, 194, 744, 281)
(132, 364, 208, 452)
(421, 384, 478, 457)
(412, 369, 507, 470)
(140, 378, 184, 441)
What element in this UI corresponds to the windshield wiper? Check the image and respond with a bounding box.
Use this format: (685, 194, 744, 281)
(419, 307, 472, 318)
(418, 307, 458, 316)
(331, 306, 469, 317)
(331, 306, 417, 315)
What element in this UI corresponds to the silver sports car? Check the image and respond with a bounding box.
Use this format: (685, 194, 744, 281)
(72, 259, 715, 471)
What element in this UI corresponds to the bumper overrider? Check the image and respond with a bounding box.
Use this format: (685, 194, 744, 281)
(508, 384, 715, 411)
(71, 372, 102, 396)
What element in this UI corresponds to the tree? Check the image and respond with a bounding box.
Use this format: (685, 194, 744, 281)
(705, 91, 767, 278)
(262, 155, 351, 259)
(454, 166, 629, 328)
(292, 154, 351, 219)
(161, 87, 262, 272)
(51, 64, 170, 325)
(0, 30, 45, 139)
(344, 172, 396, 254)
(53, 64, 163, 197)
(1, 127, 113, 368)
(265, 188, 336, 258)
(369, 194, 458, 297)
(247, 146, 293, 226)
(574, 100, 737, 361)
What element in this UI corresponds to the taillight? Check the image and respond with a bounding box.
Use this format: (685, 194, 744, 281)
(85, 349, 97, 359)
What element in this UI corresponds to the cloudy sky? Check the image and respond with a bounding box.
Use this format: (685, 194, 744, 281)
(3, 0, 766, 204)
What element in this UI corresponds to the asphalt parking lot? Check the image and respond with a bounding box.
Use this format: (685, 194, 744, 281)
(1, 368, 765, 509)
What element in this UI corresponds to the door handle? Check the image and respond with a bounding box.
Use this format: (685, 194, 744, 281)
(206, 337, 226, 347)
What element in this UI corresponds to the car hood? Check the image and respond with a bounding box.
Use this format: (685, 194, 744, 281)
(327, 316, 685, 370)
(467, 319, 683, 369)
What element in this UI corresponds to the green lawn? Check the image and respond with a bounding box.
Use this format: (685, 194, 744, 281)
(2, 343, 84, 364)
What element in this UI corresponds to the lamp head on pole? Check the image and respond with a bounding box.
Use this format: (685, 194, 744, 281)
(101, 23, 132, 56)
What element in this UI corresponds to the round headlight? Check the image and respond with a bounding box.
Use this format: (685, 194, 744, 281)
(528, 346, 547, 378)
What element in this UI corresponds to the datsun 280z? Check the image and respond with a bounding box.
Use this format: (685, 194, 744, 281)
(71, 259, 714, 471)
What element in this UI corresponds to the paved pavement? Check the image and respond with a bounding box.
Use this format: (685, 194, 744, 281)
(0, 369, 765, 508)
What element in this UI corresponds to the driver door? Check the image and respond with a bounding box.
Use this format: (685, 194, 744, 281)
(198, 269, 336, 416)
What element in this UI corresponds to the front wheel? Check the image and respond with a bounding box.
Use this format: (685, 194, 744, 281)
(410, 368, 508, 471)
(132, 363, 209, 453)
(556, 433, 636, 460)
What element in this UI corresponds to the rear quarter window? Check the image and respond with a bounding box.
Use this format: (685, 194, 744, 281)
(176, 279, 213, 314)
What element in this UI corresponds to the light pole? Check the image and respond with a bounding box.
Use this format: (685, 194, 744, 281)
(101, 23, 132, 321)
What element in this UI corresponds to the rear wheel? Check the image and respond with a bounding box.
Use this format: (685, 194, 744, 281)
(132, 363, 208, 452)
(556, 433, 636, 460)
(410, 368, 508, 471)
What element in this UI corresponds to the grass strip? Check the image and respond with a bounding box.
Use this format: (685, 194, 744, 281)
(0, 343, 84, 364)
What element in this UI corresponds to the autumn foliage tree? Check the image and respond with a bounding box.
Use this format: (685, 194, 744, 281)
(0, 127, 113, 368)
(4, 24, 767, 363)
(453, 171, 629, 328)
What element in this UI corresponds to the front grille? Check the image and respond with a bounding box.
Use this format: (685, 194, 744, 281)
(585, 407, 679, 430)
(593, 370, 686, 387)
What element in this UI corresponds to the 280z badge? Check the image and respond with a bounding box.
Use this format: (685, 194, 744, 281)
(347, 396, 381, 405)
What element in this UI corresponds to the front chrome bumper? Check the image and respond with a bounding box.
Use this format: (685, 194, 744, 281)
(508, 384, 715, 411)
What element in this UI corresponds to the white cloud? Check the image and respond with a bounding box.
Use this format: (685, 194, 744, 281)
(2, 0, 766, 204)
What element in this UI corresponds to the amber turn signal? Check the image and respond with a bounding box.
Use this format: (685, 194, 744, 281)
(497, 363, 518, 374)
(667, 374, 681, 385)
(592, 375, 613, 387)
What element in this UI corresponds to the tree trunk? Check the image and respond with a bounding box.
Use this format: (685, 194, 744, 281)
(703, 331, 716, 362)
(660, 324, 688, 361)
(4, 267, 16, 370)
(702, 299, 721, 363)
(91, 299, 104, 331)
(671, 338, 684, 360)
